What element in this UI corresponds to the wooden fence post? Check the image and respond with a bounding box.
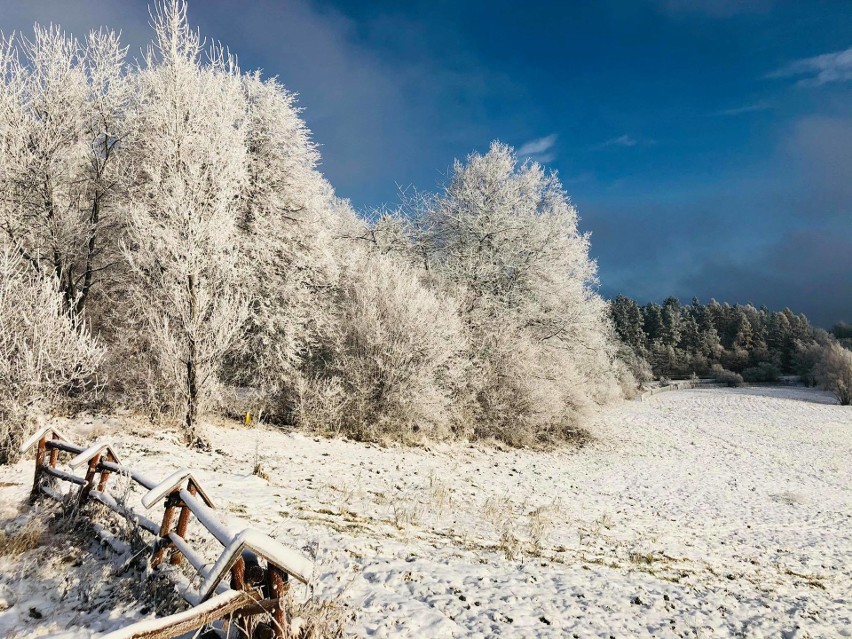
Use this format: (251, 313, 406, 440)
(227, 557, 250, 638)
(151, 492, 179, 568)
(29, 435, 47, 503)
(78, 453, 102, 505)
(170, 483, 197, 566)
(68, 443, 121, 506)
(267, 566, 289, 638)
(96, 468, 111, 492)
(48, 446, 59, 469)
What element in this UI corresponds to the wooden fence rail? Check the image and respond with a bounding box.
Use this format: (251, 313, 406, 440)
(19, 425, 313, 639)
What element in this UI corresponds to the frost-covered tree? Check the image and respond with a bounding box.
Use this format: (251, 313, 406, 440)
(0, 250, 104, 463)
(122, 1, 248, 446)
(224, 70, 342, 401)
(616, 294, 819, 379)
(413, 142, 620, 443)
(0, 26, 128, 315)
(731, 308, 754, 350)
(831, 322, 852, 351)
(815, 342, 852, 405)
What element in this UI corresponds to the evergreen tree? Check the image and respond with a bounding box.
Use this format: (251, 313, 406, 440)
(642, 303, 664, 345)
(611, 295, 647, 355)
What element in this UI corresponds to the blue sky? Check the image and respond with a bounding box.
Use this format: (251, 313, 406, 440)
(2, 0, 850, 326)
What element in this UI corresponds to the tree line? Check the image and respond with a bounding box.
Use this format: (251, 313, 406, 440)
(0, 1, 630, 462)
(611, 295, 852, 402)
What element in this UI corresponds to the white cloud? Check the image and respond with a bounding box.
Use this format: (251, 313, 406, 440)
(715, 101, 772, 116)
(605, 134, 637, 147)
(518, 133, 558, 163)
(595, 134, 656, 150)
(770, 47, 852, 86)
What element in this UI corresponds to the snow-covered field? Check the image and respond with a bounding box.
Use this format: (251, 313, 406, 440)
(1, 386, 850, 638)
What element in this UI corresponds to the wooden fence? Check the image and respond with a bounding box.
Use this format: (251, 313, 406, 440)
(20, 425, 313, 639)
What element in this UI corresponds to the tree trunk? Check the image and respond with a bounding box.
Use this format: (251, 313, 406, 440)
(185, 273, 201, 447)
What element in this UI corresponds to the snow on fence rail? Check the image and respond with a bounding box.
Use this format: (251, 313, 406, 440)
(19, 425, 313, 639)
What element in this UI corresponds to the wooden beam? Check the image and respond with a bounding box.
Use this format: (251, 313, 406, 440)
(20, 425, 73, 454)
(45, 440, 84, 455)
(42, 466, 86, 486)
(99, 591, 280, 639)
(170, 483, 196, 566)
(78, 452, 102, 504)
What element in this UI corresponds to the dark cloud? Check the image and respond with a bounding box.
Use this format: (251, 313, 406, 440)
(588, 110, 852, 326)
(783, 115, 852, 219)
(582, 183, 777, 303)
(680, 227, 852, 327)
(0, 0, 151, 54)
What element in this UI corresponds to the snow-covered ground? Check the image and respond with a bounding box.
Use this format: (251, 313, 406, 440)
(1, 386, 850, 638)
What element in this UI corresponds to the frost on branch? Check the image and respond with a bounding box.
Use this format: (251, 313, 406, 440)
(1, 1, 630, 450)
(121, 0, 248, 447)
(222, 71, 343, 403)
(815, 342, 852, 405)
(406, 143, 622, 444)
(0, 251, 104, 463)
(0, 25, 129, 316)
(291, 250, 469, 442)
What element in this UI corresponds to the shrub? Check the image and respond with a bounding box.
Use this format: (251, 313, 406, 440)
(741, 362, 781, 383)
(795, 341, 824, 387)
(815, 343, 852, 405)
(0, 251, 104, 464)
(291, 251, 468, 442)
(710, 364, 744, 387)
(463, 320, 596, 447)
(613, 358, 640, 400)
(617, 347, 653, 388)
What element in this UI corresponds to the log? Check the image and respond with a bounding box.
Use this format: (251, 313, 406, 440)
(99, 459, 158, 491)
(231, 557, 247, 591)
(97, 467, 112, 492)
(90, 490, 161, 536)
(229, 557, 252, 638)
(170, 483, 196, 566)
(167, 531, 208, 575)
